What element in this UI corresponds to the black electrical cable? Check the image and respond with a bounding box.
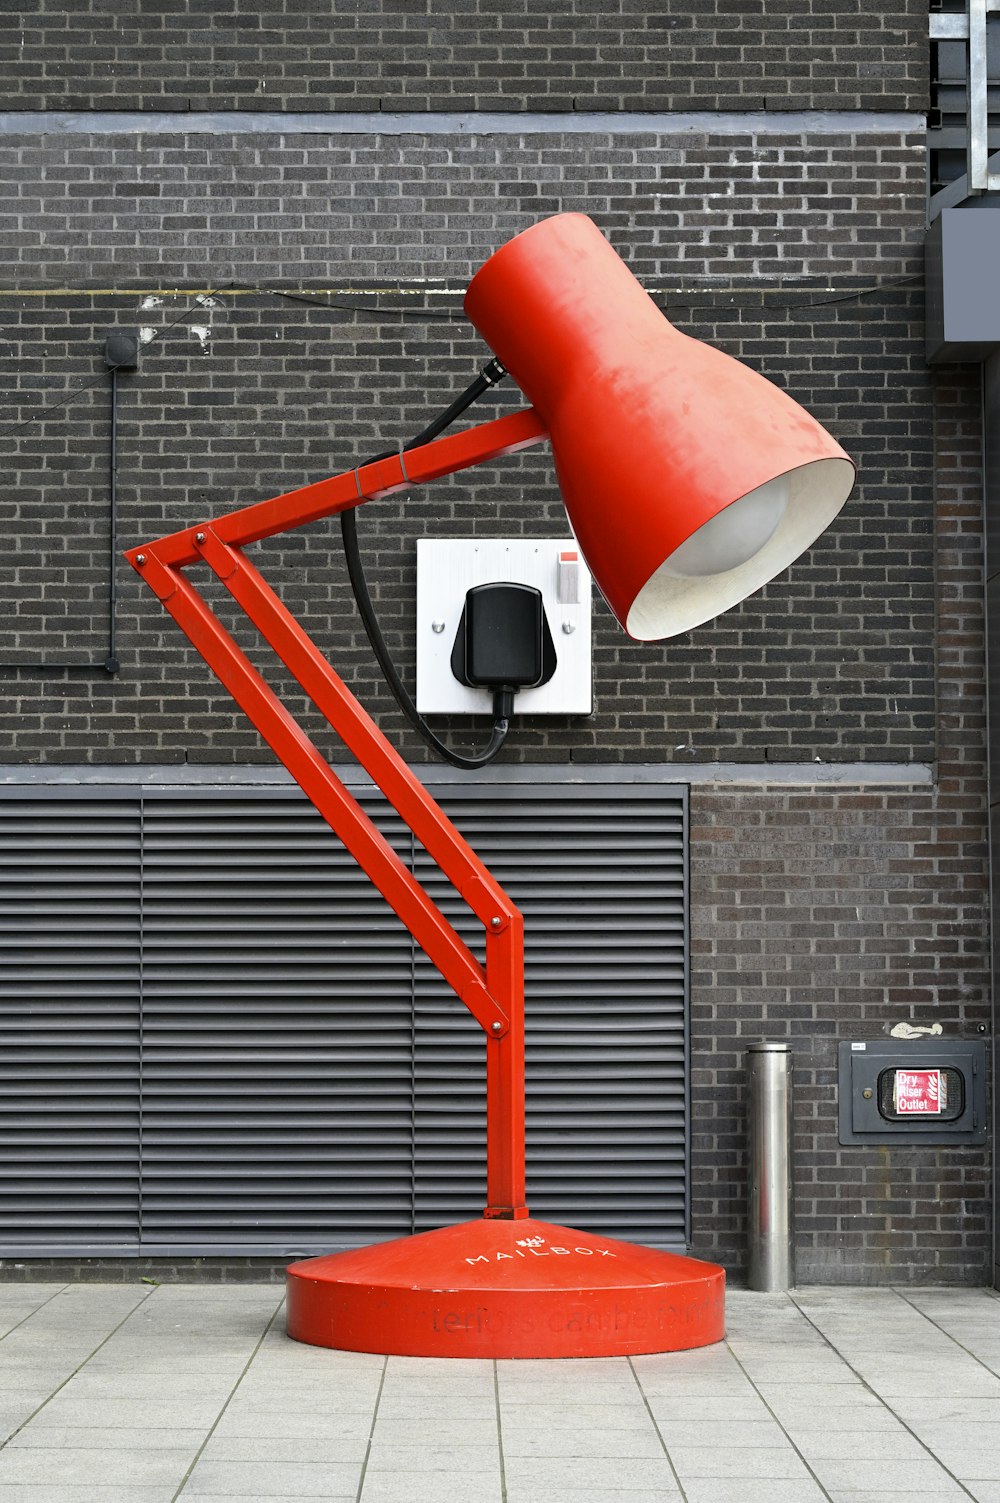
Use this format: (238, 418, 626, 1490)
(339, 356, 515, 770)
(235, 272, 923, 323)
(229, 279, 463, 322)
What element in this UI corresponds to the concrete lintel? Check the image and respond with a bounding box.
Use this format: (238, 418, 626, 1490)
(0, 109, 926, 138)
(0, 761, 935, 789)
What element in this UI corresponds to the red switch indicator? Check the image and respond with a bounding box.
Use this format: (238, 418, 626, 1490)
(557, 548, 580, 604)
(893, 1069, 945, 1115)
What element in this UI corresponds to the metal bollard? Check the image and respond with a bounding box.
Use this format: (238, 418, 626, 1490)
(747, 1042, 795, 1291)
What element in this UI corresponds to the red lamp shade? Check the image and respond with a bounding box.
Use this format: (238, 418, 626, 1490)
(464, 213, 856, 641)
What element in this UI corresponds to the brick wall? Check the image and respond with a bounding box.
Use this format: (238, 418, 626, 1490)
(3, 0, 928, 114)
(1, 132, 934, 768)
(688, 367, 992, 1284)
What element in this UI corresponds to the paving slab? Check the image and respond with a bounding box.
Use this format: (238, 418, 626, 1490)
(889, 1396, 1000, 1425)
(62, 1373, 234, 1399)
(365, 1393, 497, 1420)
(367, 1441, 501, 1469)
(768, 1407, 906, 1432)
(853, 1371, 1000, 1398)
(180, 1458, 362, 1495)
(369, 1416, 500, 1444)
(209, 1409, 375, 1440)
(0, 1444, 193, 1486)
(360, 1473, 502, 1502)
(680, 1480, 828, 1503)
(791, 1428, 933, 1460)
(0, 1489, 176, 1503)
(227, 1376, 383, 1405)
(809, 1457, 966, 1492)
(6, 1426, 207, 1451)
(905, 1420, 1000, 1449)
(199, 1433, 371, 1463)
(755, 1382, 890, 1409)
(503, 1493, 681, 1503)
(181, 1497, 353, 1503)
(636, 1393, 773, 1421)
(499, 1399, 651, 1429)
(739, 1361, 861, 1384)
(28, 1397, 229, 1430)
(826, 1494, 972, 1503)
(500, 1427, 664, 1459)
(953, 1456, 1000, 1482)
(502, 1453, 680, 1490)
(667, 1443, 812, 1478)
(652, 1418, 794, 1448)
(632, 1369, 755, 1396)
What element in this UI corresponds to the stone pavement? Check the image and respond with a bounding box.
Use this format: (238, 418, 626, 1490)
(0, 1281, 996, 1501)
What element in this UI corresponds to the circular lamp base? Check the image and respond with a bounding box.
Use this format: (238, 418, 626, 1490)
(286, 1217, 725, 1359)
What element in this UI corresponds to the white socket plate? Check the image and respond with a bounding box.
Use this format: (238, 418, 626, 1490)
(416, 538, 593, 715)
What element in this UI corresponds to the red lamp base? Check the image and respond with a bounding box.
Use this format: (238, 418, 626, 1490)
(286, 1217, 725, 1359)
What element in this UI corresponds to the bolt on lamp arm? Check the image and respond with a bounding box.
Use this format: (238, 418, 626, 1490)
(126, 405, 550, 1220)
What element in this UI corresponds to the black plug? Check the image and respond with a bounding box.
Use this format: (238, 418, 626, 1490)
(451, 582, 557, 724)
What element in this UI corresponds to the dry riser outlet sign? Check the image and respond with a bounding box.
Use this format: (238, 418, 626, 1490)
(893, 1069, 944, 1116)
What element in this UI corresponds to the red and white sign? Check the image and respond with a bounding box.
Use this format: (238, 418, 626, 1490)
(894, 1069, 944, 1115)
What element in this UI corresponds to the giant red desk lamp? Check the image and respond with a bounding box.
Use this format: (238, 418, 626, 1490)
(126, 214, 854, 1358)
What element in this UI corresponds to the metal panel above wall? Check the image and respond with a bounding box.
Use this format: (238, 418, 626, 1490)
(925, 208, 1000, 362)
(0, 777, 688, 1258)
(984, 350, 1000, 1292)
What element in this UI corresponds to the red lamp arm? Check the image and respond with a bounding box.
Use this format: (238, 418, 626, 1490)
(125, 406, 551, 1221)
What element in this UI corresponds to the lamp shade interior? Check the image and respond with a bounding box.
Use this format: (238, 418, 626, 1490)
(665, 475, 790, 579)
(624, 454, 854, 642)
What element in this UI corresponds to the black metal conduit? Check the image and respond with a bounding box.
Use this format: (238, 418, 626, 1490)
(104, 365, 120, 675)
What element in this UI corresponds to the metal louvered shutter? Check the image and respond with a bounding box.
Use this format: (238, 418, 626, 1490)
(0, 791, 142, 1253)
(139, 790, 416, 1254)
(0, 776, 688, 1256)
(415, 784, 688, 1248)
